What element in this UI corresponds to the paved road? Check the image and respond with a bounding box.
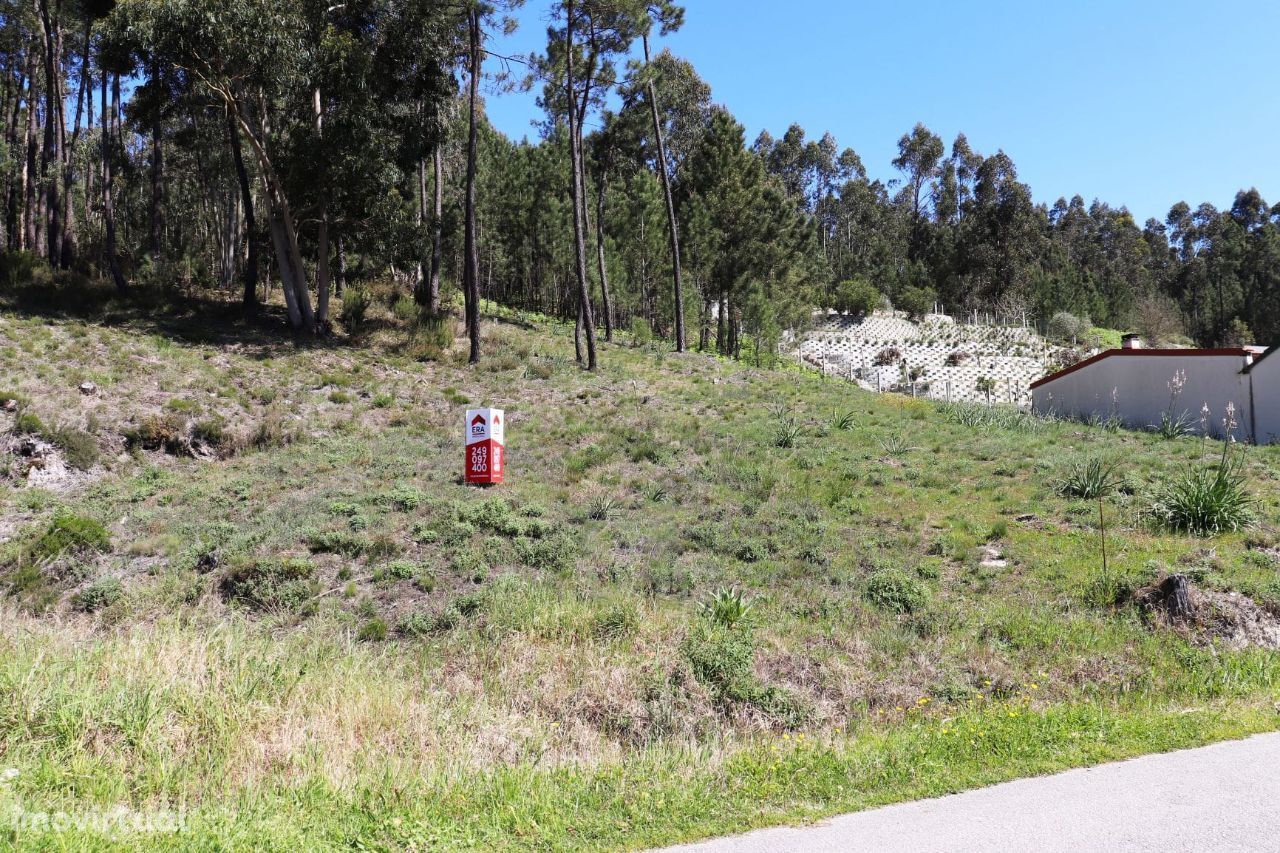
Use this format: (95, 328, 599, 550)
(660, 733, 1280, 852)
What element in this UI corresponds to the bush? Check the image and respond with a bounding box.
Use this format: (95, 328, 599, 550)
(341, 286, 371, 332)
(26, 512, 110, 564)
(72, 577, 124, 613)
(681, 621, 805, 726)
(629, 316, 653, 346)
(515, 533, 578, 573)
(409, 311, 454, 360)
(357, 617, 388, 642)
(863, 568, 928, 614)
(124, 412, 188, 454)
(48, 425, 99, 470)
(1056, 458, 1121, 500)
(251, 405, 295, 450)
(306, 529, 372, 557)
(697, 586, 754, 627)
(218, 557, 316, 611)
(591, 602, 640, 640)
(1047, 311, 1090, 343)
(14, 410, 45, 436)
(894, 285, 936, 321)
(1153, 452, 1255, 536)
(832, 278, 881, 316)
(873, 347, 902, 367)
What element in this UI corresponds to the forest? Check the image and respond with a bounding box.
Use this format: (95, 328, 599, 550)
(2, 0, 1278, 363)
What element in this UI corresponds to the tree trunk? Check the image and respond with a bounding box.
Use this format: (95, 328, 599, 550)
(60, 19, 91, 268)
(643, 33, 685, 352)
(267, 213, 302, 327)
(594, 175, 613, 341)
(414, 155, 427, 305)
(312, 87, 331, 331)
(227, 107, 258, 310)
(224, 94, 312, 330)
(150, 64, 165, 258)
(37, 0, 61, 267)
(565, 0, 597, 370)
(102, 73, 126, 293)
(336, 236, 346, 298)
(430, 144, 443, 314)
(22, 62, 37, 253)
(462, 9, 482, 364)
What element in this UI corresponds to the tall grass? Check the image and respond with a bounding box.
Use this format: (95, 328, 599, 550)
(936, 401, 1048, 433)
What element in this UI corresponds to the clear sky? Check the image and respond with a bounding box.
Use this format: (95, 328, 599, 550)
(482, 0, 1280, 225)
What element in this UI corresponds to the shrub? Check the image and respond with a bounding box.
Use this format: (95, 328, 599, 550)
(515, 533, 578, 573)
(341, 286, 371, 332)
(357, 617, 388, 642)
(218, 558, 316, 611)
(697, 586, 754, 627)
(381, 485, 425, 512)
(1056, 458, 1121, 500)
(1048, 311, 1090, 343)
(832, 278, 880, 316)
(49, 426, 99, 470)
(945, 350, 971, 366)
(374, 560, 417, 582)
(72, 577, 124, 613)
(124, 412, 188, 454)
(734, 541, 767, 563)
(26, 512, 110, 564)
(894, 284, 936, 320)
(251, 406, 295, 450)
(863, 568, 928, 614)
(592, 602, 640, 640)
(681, 620, 805, 726)
(191, 418, 231, 453)
(873, 347, 902, 367)
(409, 311, 454, 360)
(629, 316, 653, 346)
(1153, 452, 1255, 536)
(306, 530, 372, 556)
(13, 408, 46, 436)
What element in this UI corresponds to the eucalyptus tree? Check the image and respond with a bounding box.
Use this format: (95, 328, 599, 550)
(537, 0, 648, 369)
(891, 122, 943, 263)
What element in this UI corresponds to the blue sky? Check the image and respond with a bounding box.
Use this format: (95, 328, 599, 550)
(483, 0, 1279, 225)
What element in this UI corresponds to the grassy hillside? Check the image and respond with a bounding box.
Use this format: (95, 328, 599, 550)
(2, 289, 1280, 850)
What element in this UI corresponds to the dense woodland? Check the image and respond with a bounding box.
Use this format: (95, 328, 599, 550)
(1, 0, 1278, 365)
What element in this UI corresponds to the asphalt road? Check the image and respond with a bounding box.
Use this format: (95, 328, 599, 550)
(659, 733, 1280, 852)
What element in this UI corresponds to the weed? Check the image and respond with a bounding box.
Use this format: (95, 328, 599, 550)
(697, 586, 754, 628)
(588, 495, 621, 521)
(357, 618, 388, 642)
(218, 558, 316, 611)
(72, 577, 124, 612)
(592, 602, 640, 640)
(1153, 450, 1255, 536)
(1056, 458, 1121, 500)
(863, 569, 928, 614)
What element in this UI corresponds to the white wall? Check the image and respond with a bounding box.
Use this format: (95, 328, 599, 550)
(1031, 352, 1255, 441)
(1248, 354, 1280, 444)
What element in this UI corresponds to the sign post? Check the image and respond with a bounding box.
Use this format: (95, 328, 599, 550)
(465, 408, 505, 486)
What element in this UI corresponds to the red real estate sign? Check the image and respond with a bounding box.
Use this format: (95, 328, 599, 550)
(465, 408, 505, 485)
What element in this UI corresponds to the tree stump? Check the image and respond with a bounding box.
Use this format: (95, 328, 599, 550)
(1137, 574, 1196, 623)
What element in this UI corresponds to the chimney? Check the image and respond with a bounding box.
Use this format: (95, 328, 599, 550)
(1121, 334, 1143, 350)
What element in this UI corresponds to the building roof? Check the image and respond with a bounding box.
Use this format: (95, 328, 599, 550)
(1030, 347, 1258, 390)
(1243, 345, 1280, 373)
